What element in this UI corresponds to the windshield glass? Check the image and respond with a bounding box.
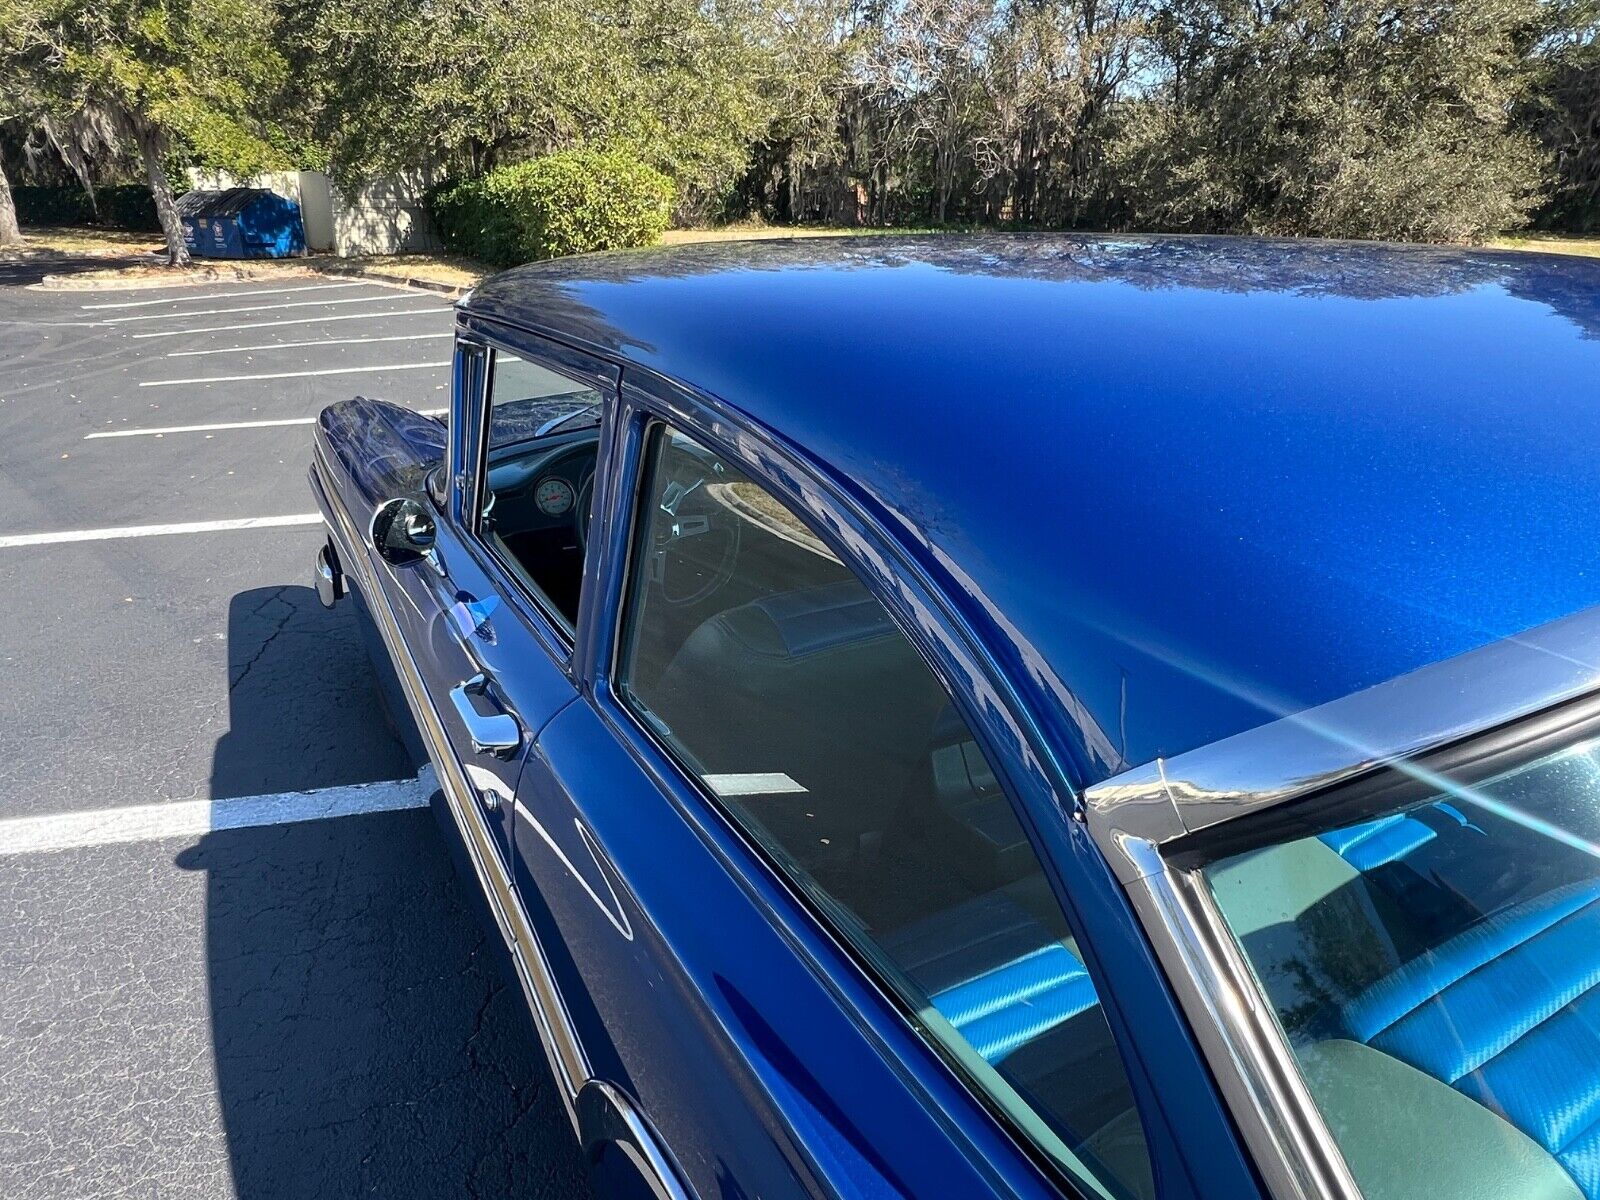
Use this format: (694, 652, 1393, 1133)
(485, 350, 601, 447)
(1204, 734, 1600, 1200)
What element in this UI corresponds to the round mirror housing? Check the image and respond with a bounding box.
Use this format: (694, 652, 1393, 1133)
(369, 497, 437, 566)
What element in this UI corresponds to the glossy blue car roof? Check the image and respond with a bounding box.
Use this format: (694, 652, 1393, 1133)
(462, 235, 1600, 786)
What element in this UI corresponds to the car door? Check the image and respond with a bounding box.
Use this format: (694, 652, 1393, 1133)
(372, 331, 607, 875)
(337, 321, 618, 1131)
(504, 377, 1241, 1200)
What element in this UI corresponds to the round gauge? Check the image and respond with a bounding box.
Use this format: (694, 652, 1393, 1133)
(534, 476, 575, 516)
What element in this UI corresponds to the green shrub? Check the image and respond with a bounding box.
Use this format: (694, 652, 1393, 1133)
(97, 185, 161, 231)
(12, 186, 95, 226)
(430, 149, 674, 267)
(12, 184, 160, 231)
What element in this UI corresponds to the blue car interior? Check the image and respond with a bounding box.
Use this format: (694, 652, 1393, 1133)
(481, 405, 601, 624)
(883, 883, 1152, 1197)
(924, 921, 1099, 1065)
(1316, 811, 1438, 871)
(1210, 762, 1600, 1200)
(1344, 879, 1600, 1195)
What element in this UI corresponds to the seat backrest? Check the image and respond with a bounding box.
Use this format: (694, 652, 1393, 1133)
(1319, 811, 1437, 872)
(649, 580, 948, 864)
(1341, 880, 1600, 1198)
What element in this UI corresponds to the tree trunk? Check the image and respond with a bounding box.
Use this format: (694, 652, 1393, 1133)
(134, 118, 190, 267)
(936, 146, 952, 224)
(0, 159, 23, 248)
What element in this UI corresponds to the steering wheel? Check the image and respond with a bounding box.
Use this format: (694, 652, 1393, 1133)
(648, 473, 741, 608)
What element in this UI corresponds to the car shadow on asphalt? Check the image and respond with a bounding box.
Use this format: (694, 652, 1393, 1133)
(175, 585, 593, 1200)
(208, 584, 415, 799)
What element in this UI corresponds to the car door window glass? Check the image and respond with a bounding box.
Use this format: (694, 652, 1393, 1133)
(478, 348, 603, 631)
(616, 425, 1153, 1200)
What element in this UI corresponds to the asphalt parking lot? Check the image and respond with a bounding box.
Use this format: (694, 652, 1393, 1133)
(0, 260, 593, 1200)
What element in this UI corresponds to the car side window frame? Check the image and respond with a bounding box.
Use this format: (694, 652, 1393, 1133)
(452, 315, 621, 670)
(439, 331, 486, 521)
(582, 372, 1162, 1198)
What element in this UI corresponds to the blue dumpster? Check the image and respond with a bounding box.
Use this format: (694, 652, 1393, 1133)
(176, 188, 306, 259)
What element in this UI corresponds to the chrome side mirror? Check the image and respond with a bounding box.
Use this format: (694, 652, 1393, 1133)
(370, 497, 436, 567)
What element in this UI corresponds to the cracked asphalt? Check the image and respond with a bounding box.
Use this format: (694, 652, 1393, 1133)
(0, 258, 594, 1200)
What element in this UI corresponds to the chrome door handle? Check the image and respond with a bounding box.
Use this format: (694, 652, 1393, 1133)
(449, 673, 522, 757)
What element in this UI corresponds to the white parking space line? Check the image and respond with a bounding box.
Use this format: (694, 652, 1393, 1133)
(132, 308, 450, 339)
(140, 360, 449, 388)
(0, 514, 321, 548)
(84, 409, 446, 439)
(168, 332, 453, 357)
(0, 767, 437, 855)
(104, 293, 439, 324)
(85, 417, 319, 438)
(80, 282, 368, 310)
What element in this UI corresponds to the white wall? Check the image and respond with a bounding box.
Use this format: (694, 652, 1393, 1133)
(295, 174, 336, 253)
(330, 167, 445, 257)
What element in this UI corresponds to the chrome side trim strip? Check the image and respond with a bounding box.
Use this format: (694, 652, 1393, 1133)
(318, 471, 591, 1128)
(577, 1080, 693, 1200)
(1087, 604, 1600, 875)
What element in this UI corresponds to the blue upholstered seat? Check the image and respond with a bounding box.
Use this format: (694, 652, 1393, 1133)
(886, 886, 1148, 1195)
(1319, 812, 1437, 871)
(1342, 880, 1600, 1197)
(880, 885, 1105, 1067)
(1317, 803, 1486, 873)
(930, 941, 1100, 1064)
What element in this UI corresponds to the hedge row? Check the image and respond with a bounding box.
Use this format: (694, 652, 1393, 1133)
(12, 184, 161, 231)
(429, 149, 674, 267)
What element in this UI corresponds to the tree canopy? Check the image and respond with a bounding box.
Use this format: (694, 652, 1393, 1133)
(1, 0, 296, 259)
(1110, 0, 1552, 240)
(281, 0, 774, 201)
(3, 0, 1598, 248)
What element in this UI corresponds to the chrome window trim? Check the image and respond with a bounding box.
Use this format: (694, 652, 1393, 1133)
(470, 341, 594, 654)
(1088, 606, 1600, 877)
(448, 332, 486, 528)
(1116, 856, 1361, 1200)
(1083, 603, 1600, 1200)
(317, 469, 592, 1130)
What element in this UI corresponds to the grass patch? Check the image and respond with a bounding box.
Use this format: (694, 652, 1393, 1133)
(10, 224, 164, 256)
(324, 252, 489, 289)
(18, 224, 161, 254)
(1487, 233, 1600, 259)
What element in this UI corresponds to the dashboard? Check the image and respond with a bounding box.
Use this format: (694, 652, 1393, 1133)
(484, 433, 599, 543)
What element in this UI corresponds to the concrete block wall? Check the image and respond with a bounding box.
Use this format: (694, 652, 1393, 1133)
(330, 168, 446, 257)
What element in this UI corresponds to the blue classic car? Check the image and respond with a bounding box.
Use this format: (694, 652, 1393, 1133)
(309, 235, 1600, 1200)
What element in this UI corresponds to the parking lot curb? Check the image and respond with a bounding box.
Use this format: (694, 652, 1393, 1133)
(313, 264, 471, 300)
(32, 258, 321, 292)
